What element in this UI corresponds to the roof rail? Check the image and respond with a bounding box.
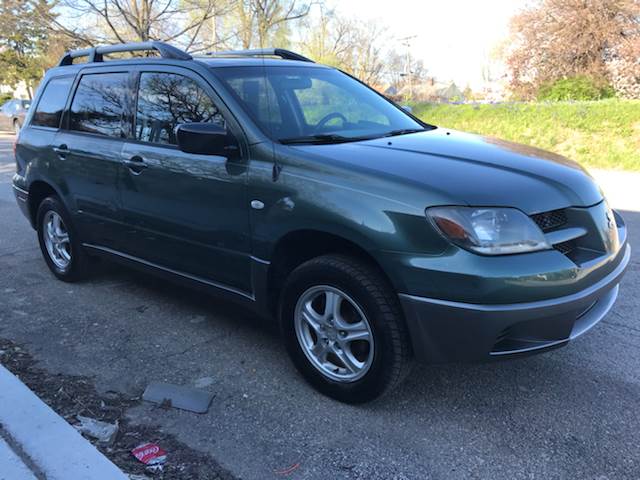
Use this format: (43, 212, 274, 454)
(206, 48, 314, 63)
(58, 41, 192, 66)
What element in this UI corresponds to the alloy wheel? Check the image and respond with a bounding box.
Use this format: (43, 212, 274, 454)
(43, 211, 72, 270)
(294, 285, 375, 382)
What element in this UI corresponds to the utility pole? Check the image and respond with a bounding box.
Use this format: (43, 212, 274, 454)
(399, 35, 417, 101)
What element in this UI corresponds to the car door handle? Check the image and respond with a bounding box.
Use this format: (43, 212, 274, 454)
(53, 144, 69, 158)
(122, 155, 148, 174)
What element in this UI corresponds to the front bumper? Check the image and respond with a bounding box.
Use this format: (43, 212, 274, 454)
(399, 243, 630, 364)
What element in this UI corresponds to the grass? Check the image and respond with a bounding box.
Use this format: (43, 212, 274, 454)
(411, 99, 640, 171)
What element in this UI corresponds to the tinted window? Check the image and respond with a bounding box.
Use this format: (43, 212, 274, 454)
(31, 77, 74, 128)
(224, 76, 282, 134)
(135, 72, 224, 145)
(69, 73, 128, 137)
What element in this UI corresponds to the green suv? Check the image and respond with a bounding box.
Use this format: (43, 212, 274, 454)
(12, 42, 630, 403)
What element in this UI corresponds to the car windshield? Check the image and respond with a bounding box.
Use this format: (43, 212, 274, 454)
(212, 66, 428, 144)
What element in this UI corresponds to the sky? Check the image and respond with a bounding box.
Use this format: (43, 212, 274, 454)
(58, 0, 527, 89)
(331, 0, 527, 88)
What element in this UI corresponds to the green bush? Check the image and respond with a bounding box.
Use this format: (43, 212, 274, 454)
(537, 76, 615, 101)
(0, 92, 13, 105)
(412, 99, 640, 170)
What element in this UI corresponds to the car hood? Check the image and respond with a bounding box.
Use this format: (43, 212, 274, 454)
(291, 128, 603, 214)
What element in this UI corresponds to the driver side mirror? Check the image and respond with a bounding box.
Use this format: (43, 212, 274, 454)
(175, 122, 237, 157)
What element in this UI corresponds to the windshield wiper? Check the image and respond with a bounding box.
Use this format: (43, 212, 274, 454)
(380, 128, 426, 138)
(279, 134, 354, 145)
(280, 129, 426, 145)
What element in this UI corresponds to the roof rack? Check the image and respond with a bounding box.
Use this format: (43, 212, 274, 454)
(58, 41, 192, 66)
(206, 48, 314, 63)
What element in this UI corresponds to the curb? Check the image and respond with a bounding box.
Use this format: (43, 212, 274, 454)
(0, 436, 37, 480)
(0, 365, 128, 480)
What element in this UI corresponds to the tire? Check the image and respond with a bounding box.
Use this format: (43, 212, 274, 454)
(280, 254, 413, 403)
(36, 196, 90, 282)
(13, 119, 20, 135)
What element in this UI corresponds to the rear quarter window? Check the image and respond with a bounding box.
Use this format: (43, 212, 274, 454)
(31, 76, 74, 128)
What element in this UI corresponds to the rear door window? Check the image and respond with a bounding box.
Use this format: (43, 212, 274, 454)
(135, 72, 225, 146)
(31, 76, 74, 128)
(69, 72, 128, 137)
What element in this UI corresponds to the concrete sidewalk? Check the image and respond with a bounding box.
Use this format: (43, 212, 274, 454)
(0, 436, 37, 480)
(0, 365, 128, 480)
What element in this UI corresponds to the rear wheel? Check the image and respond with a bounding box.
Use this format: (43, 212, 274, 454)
(280, 254, 412, 403)
(36, 196, 90, 282)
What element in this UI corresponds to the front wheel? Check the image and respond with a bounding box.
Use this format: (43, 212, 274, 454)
(280, 254, 413, 403)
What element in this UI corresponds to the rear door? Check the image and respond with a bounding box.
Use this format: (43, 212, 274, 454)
(118, 66, 252, 294)
(54, 69, 131, 248)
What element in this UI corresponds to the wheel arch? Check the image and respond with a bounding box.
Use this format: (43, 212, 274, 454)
(27, 180, 60, 229)
(266, 229, 401, 316)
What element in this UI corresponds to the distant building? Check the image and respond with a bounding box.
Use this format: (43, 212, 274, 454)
(397, 78, 465, 103)
(383, 85, 399, 97)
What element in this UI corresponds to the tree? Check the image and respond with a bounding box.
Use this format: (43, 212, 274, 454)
(231, 0, 311, 49)
(298, 10, 388, 86)
(186, 0, 238, 52)
(299, 8, 353, 66)
(505, 0, 640, 99)
(385, 48, 428, 95)
(253, 0, 310, 47)
(0, 0, 62, 98)
(35, 0, 230, 52)
(35, 0, 312, 53)
(608, 37, 640, 99)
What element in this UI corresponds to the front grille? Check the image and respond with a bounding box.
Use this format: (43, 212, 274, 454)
(554, 240, 575, 255)
(531, 209, 567, 232)
(531, 204, 613, 265)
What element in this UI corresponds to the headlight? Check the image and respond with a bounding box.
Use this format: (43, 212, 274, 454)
(426, 206, 550, 255)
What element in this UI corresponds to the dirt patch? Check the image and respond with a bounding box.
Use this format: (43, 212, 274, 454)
(0, 338, 239, 480)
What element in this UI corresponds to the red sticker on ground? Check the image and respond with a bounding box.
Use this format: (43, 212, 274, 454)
(131, 443, 167, 465)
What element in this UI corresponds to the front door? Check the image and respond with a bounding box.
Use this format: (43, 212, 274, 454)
(118, 68, 252, 295)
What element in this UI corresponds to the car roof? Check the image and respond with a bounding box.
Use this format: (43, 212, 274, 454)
(47, 43, 332, 78)
(194, 56, 330, 69)
(44, 56, 331, 80)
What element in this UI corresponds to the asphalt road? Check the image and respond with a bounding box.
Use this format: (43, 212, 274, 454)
(1, 133, 639, 479)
